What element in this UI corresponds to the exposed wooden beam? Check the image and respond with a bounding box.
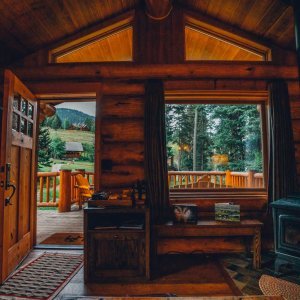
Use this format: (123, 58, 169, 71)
(39, 103, 56, 122)
(9, 62, 298, 82)
(145, 0, 172, 20)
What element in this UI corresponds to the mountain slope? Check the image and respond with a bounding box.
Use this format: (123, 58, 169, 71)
(56, 108, 95, 124)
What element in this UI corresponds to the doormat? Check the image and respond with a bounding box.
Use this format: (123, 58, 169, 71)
(0, 252, 83, 300)
(40, 233, 84, 245)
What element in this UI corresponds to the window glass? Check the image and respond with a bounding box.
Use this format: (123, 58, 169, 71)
(12, 113, 20, 132)
(21, 99, 28, 115)
(28, 103, 34, 119)
(13, 95, 20, 110)
(20, 117, 27, 134)
(166, 104, 264, 189)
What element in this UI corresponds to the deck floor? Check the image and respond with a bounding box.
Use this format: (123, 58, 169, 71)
(37, 208, 83, 244)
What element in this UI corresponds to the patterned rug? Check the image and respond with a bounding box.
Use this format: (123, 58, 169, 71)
(221, 252, 300, 296)
(40, 233, 84, 245)
(0, 252, 83, 300)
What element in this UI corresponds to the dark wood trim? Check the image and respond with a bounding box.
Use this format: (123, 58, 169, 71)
(165, 90, 268, 102)
(260, 102, 269, 194)
(94, 85, 103, 191)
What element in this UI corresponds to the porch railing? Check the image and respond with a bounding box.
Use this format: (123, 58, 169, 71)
(37, 169, 263, 210)
(37, 170, 94, 208)
(168, 170, 264, 189)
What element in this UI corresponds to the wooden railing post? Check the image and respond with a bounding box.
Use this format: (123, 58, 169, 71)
(225, 170, 232, 187)
(248, 170, 255, 188)
(59, 169, 72, 213)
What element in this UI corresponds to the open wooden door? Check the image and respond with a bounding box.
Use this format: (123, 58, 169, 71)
(0, 70, 38, 283)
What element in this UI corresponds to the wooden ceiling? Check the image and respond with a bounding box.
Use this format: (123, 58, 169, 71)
(56, 27, 133, 63)
(179, 0, 294, 49)
(0, 0, 138, 60)
(0, 0, 295, 63)
(185, 26, 264, 61)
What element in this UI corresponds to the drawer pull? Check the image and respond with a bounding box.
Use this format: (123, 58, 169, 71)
(113, 235, 119, 239)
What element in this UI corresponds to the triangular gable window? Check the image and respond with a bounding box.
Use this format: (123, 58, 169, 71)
(185, 15, 271, 62)
(50, 14, 133, 63)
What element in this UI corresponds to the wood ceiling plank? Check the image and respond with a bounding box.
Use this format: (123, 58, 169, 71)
(264, 6, 295, 47)
(180, 0, 294, 49)
(254, 1, 290, 36)
(0, 0, 138, 55)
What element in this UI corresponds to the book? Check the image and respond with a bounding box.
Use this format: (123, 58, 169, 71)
(215, 203, 240, 222)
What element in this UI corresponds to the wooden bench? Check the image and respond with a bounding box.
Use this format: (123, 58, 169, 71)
(155, 220, 263, 269)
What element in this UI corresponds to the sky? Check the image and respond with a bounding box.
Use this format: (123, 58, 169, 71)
(55, 102, 96, 116)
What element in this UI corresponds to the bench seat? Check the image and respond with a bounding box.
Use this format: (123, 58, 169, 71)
(155, 219, 263, 269)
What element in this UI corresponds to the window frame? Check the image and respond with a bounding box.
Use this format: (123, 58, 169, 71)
(165, 90, 269, 200)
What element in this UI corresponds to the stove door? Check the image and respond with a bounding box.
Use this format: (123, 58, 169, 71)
(278, 215, 300, 257)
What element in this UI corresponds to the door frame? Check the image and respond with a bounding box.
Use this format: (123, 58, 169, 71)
(32, 82, 103, 245)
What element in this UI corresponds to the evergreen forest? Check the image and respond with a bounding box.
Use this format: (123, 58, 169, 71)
(166, 104, 263, 172)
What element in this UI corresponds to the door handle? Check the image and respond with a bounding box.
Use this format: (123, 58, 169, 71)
(5, 163, 16, 206)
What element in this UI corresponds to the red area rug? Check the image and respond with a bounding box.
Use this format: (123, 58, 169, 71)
(0, 252, 83, 300)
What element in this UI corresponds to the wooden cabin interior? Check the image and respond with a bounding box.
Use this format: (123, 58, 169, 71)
(0, 0, 300, 299)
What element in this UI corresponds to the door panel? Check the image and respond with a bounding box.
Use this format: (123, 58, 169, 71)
(0, 70, 37, 283)
(19, 147, 32, 237)
(9, 146, 19, 247)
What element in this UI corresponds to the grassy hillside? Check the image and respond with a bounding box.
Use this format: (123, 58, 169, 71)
(49, 128, 95, 144)
(53, 159, 94, 172)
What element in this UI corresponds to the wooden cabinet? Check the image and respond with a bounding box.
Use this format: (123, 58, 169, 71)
(84, 207, 150, 282)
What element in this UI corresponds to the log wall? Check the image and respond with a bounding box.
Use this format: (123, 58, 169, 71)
(99, 84, 145, 192)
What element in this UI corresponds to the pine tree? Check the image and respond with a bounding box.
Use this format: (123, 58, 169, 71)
(62, 119, 70, 130)
(38, 126, 52, 168)
(84, 118, 93, 131)
(48, 114, 62, 130)
(50, 136, 65, 159)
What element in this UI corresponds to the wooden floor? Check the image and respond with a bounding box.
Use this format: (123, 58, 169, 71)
(21, 251, 241, 298)
(37, 208, 83, 244)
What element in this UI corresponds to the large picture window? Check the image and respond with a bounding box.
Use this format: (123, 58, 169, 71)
(166, 103, 266, 190)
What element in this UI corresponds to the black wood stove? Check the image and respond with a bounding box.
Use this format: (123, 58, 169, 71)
(271, 195, 300, 273)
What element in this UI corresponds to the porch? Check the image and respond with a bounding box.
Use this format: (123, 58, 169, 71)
(36, 170, 264, 210)
(37, 209, 83, 244)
